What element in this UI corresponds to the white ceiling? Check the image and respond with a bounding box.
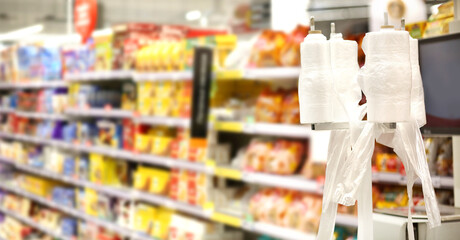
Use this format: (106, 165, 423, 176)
(0, 0, 238, 34)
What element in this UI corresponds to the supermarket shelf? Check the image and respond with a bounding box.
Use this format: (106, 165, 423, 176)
(214, 121, 311, 138)
(372, 172, 454, 189)
(0, 132, 211, 174)
(216, 67, 301, 80)
(134, 116, 190, 128)
(0, 207, 72, 240)
(242, 222, 316, 240)
(0, 182, 154, 240)
(132, 71, 193, 81)
(65, 70, 193, 82)
(243, 67, 301, 80)
(0, 156, 359, 239)
(0, 156, 209, 219)
(65, 107, 133, 118)
(336, 214, 359, 228)
(242, 172, 322, 194)
(65, 70, 133, 81)
(0, 81, 67, 89)
(15, 111, 68, 120)
(0, 107, 13, 114)
(0, 109, 67, 120)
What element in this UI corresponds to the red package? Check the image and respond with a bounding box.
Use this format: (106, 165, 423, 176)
(122, 119, 135, 151)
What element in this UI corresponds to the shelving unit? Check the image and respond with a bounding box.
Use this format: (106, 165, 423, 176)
(0, 182, 155, 240)
(0, 207, 73, 240)
(0, 157, 358, 239)
(215, 67, 301, 81)
(0, 132, 211, 174)
(65, 70, 193, 82)
(214, 121, 311, 138)
(66, 107, 134, 118)
(0, 80, 68, 89)
(5, 67, 452, 239)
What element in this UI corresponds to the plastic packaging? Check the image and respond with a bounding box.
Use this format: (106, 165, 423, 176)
(329, 33, 361, 122)
(298, 33, 333, 123)
(409, 37, 427, 127)
(360, 29, 412, 122)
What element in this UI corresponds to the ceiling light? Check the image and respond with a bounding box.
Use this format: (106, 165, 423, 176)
(186, 10, 202, 21)
(0, 24, 44, 42)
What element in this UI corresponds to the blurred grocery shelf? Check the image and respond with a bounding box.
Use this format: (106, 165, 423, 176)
(0, 107, 13, 113)
(372, 172, 454, 189)
(132, 71, 193, 81)
(215, 67, 301, 80)
(0, 182, 145, 239)
(65, 70, 133, 81)
(242, 222, 316, 240)
(15, 111, 68, 120)
(0, 80, 67, 89)
(0, 206, 72, 240)
(65, 107, 133, 118)
(0, 109, 67, 120)
(133, 116, 190, 128)
(0, 132, 211, 174)
(64, 70, 193, 82)
(214, 121, 311, 138)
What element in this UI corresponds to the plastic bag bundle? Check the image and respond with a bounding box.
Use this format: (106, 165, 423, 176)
(298, 32, 333, 123)
(409, 37, 427, 127)
(329, 33, 361, 122)
(360, 29, 412, 122)
(314, 24, 441, 240)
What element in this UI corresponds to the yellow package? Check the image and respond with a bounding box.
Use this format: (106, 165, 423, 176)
(20, 175, 58, 197)
(152, 207, 174, 239)
(133, 204, 157, 234)
(151, 135, 173, 156)
(89, 153, 104, 184)
(150, 127, 174, 156)
(137, 82, 155, 116)
(89, 154, 121, 185)
(151, 42, 163, 71)
(171, 40, 185, 71)
(84, 188, 99, 216)
(133, 166, 170, 194)
(135, 134, 152, 153)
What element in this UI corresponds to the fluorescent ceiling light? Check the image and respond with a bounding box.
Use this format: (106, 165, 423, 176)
(186, 10, 202, 21)
(0, 24, 44, 42)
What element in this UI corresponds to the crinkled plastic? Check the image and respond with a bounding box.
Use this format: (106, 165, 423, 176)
(361, 29, 412, 122)
(330, 33, 361, 122)
(409, 37, 427, 127)
(298, 33, 333, 123)
(317, 130, 349, 240)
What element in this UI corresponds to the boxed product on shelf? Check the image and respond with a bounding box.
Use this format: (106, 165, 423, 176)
(0, 45, 19, 83)
(111, 23, 159, 70)
(121, 82, 136, 111)
(234, 138, 306, 175)
(94, 32, 113, 71)
(89, 153, 128, 186)
(96, 120, 123, 149)
(168, 169, 210, 207)
(133, 165, 170, 194)
(62, 41, 95, 74)
(52, 187, 76, 208)
(18, 174, 61, 197)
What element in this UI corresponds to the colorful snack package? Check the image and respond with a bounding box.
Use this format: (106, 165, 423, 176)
(255, 89, 283, 123)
